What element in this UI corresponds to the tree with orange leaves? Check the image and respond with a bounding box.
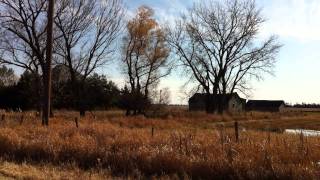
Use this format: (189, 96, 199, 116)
(121, 6, 171, 115)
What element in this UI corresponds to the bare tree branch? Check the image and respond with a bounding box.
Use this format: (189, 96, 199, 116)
(167, 0, 281, 113)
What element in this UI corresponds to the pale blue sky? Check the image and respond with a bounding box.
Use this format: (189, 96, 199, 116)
(107, 0, 320, 104)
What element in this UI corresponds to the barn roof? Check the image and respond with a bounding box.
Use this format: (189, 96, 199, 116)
(189, 93, 243, 102)
(246, 100, 285, 108)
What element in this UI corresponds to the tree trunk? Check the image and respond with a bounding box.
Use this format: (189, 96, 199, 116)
(78, 89, 86, 117)
(217, 82, 227, 115)
(35, 73, 43, 119)
(205, 93, 214, 114)
(70, 78, 86, 118)
(78, 80, 87, 117)
(217, 97, 224, 115)
(41, 72, 47, 125)
(50, 107, 54, 117)
(206, 84, 219, 114)
(43, 0, 55, 126)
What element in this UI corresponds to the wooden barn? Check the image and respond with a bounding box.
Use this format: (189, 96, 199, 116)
(246, 100, 285, 112)
(188, 93, 246, 113)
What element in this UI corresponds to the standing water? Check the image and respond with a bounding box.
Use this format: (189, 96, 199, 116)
(285, 129, 320, 136)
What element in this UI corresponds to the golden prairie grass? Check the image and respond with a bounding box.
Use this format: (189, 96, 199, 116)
(0, 111, 320, 179)
(0, 160, 115, 180)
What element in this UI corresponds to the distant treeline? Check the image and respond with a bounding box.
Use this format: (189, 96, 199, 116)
(0, 65, 129, 112)
(291, 104, 320, 108)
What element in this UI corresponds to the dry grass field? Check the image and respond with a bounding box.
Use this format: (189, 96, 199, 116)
(0, 110, 320, 179)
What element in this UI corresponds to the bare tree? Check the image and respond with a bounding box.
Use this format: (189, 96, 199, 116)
(0, 0, 50, 119)
(167, 0, 281, 114)
(54, 0, 124, 116)
(0, 0, 47, 73)
(0, 0, 124, 117)
(121, 6, 171, 115)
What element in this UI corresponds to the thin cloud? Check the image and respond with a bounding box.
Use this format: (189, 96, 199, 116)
(260, 0, 320, 42)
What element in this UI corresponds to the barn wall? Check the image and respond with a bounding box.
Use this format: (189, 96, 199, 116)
(189, 98, 206, 111)
(228, 96, 245, 113)
(246, 107, 281, 112)
(189, 94, 245, 113)
(279, 104, 285, 112)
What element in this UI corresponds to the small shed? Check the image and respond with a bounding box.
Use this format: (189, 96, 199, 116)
(246, 100, 285, 112)
(188, 93, 246, 113)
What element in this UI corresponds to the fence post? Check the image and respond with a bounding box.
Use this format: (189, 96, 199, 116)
(300, 129, 304, 151)
(234, 121, 239, 142)
(75, 117, 79, 128)
(1, 114, 5, 121)
(20, 115, 24, 125)
(267, 123, 271, 145)
(219, 124, 225, 146)
(151, 126, 154, 137)
(179, 134, 182, 154)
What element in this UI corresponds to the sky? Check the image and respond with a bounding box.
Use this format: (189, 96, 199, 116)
(107, 0, 320, 105)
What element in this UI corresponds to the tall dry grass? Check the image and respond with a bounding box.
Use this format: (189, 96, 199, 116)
(0, 111, 319, 179)
(0, 160, 115, 180)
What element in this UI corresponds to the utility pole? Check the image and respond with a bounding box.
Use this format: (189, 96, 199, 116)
(43, 0, 54, 126)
